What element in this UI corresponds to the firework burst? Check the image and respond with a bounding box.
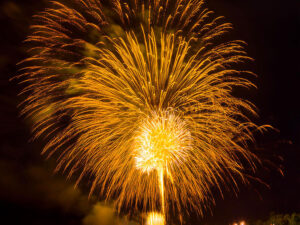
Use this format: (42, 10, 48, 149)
(19, 0, 268, 223)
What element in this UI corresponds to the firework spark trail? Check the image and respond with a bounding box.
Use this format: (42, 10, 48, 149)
(18, 0, 270, 223)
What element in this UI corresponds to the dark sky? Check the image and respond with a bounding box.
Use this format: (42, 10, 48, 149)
(0, 0, 299, 224)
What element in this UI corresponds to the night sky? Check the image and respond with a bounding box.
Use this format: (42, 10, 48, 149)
(0, 0, 299, 224)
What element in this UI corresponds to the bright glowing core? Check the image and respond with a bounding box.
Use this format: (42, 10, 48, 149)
(146, 212, 165, 225)
(134, 111, 192, 173)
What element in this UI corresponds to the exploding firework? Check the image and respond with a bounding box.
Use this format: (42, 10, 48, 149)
(18, 0, 268, 223)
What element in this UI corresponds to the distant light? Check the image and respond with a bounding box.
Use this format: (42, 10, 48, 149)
(240, 221, 246, 225)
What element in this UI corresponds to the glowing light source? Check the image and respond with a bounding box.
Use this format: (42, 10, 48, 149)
(233, 220, 246, 225)
(146, 212, 165, 225)
(134, 111, 191, 174)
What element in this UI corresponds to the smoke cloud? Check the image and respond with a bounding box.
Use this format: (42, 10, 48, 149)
(83, 203, 139, 225)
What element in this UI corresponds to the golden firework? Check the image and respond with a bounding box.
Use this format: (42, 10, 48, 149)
(19, 0, 269, 223)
